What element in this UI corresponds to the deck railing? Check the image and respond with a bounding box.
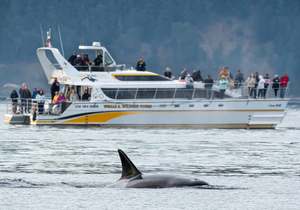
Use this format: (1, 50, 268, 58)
(5, 85, 289, 116)
(102, 85, 289, 101)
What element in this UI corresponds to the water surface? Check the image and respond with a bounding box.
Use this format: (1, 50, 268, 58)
(0, 104, 299, 209)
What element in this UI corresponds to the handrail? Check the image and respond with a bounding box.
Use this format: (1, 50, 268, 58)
(101, 85, 290, 101)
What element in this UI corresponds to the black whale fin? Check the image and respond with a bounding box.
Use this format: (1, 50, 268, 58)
(118, 149, 142, 179)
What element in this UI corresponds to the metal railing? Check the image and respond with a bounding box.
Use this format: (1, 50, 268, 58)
(5, 85, 289, 115)
(102, 85, 290, 101)
(6, 98, 65, 116)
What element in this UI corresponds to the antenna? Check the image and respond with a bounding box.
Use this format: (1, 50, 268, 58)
(58, 25, 65, 57)
(39, 25, 45, 46)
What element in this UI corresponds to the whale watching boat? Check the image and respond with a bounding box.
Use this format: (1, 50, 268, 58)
(4, 35, 289, 128)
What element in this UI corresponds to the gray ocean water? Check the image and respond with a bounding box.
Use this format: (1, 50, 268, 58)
(0, 103, 300, 210)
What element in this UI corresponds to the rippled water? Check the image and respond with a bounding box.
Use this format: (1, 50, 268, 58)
(0, 104, 300, 209)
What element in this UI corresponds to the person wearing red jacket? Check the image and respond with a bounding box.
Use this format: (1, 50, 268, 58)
(279, 74, 289, 98)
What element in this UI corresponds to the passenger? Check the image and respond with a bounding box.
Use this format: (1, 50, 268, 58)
(191, 70, 203, 82)
(10, 89, 19, 114)
(67, 88, 78, 102)
(83, 54, 91, 65)
(52, 91, 60, 104)
(264, 73, 271, 98)
(219, 66, 230, 79)
(68, 52, 77, 65)
(253, 72, 259, 98)
(185, 73, 194, 89)
(234, 69, 244, 88)
(82, 89, 91, 101)
(279, 73, 289, 98)
(36, 89, 45, 114)
(50, 78, 60, 100)
(164, 67, 172, 79)
(94, 53, 103, 66)
(218, 76, 228, 99)
(19, 83, 32, 113)
(245, 73, 256, 98)
(136, 57, 146, 71)
(32, 88, 38, 99)
(272, 74, 280, 97)
(257, 75, 266, 98)
(204, 75, 214, 99)
(179, 68, 188, 80)
(74, 54, 84, 67)
(52, 92, 65, 114)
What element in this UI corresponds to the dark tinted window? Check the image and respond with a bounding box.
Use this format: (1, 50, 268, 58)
(102, 88, 231, 99)
(193, 89, 207, 98)
(114, 75, 169, 81)
(136, 88, 156, 99)
(102, 88, 117, 99)
(175, 88, 194, 99)
(116, 88, 137, 99)
(156, 88, 175, 98)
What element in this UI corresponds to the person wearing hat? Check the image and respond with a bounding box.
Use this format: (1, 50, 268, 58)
(272, 74, 280, 97)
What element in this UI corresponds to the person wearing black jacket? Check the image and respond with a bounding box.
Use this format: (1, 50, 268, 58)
(51, 78, 60, 100)
(19, 83, 32, 113)
(10, 89, 19, 113)
(136, 57, 146, 71)
(272, 75, 280, 97)
(192, 70, 203, 82)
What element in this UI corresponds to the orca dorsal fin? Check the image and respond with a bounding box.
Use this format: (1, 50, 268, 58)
(118, 149, 142, 179)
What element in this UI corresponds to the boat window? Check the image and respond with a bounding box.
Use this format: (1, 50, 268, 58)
(116, 88, 137, 99)
(193, 89, 207, 98)
(136, 88, 156, 99)
(102, 88, 117, 99)
(101, 88, 232, 100)
(156, 88, 175, 98)
(175, 88, 193, 99)
(114, 75, 170, 81)
(104, 52, 114, 66)
(45, 49, 62, 69)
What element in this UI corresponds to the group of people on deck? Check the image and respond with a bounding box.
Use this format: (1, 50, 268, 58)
(9, 77, 91, 115)
(68, 52, 103, 69)
(161, 65, 289, 99)
(10, 83, 46, 114)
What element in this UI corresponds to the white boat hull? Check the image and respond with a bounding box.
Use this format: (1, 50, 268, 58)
(31, 99, 288, 129)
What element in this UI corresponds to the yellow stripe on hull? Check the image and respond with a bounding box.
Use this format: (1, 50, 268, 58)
(63, 111, 138, 124)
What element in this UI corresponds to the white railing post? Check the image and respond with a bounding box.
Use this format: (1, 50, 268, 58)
(115, 88, 119, 99)
(173, 88, 177, 99)
(191, 88, 196, 99)
(153, 88, 158, 99)
(134, 88, 138, 100)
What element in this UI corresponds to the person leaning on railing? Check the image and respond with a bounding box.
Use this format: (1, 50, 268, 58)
(218, 75, 229, 99)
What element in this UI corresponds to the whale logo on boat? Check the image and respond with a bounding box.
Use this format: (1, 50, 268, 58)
(81, 74, 97, 82)
(114, 149, 209, 188)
